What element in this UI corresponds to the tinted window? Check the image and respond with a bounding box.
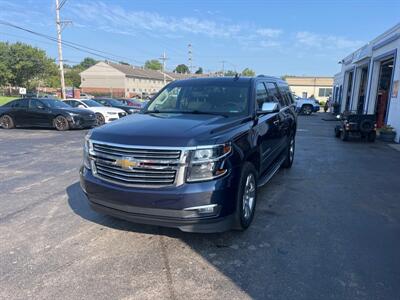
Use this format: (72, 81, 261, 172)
(278, 84, 294, 106)
(147, 82, 249, 115)
(42, 99, 70, 108)
(82, 100, 102, 107)
(265, 82, 284, 106)
(12, 99, 29, 108)
(256, 82, 269, 109)
(67, 100, 80, 108)
(30, 99, 45, 109)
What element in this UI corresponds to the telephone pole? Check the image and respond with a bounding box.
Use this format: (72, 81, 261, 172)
(159, 51, 168, 86)
(55, 0, 68, 99)
(188, 43, 193, 73)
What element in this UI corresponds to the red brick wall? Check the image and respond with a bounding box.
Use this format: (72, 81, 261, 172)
(81, 87, 125, 98)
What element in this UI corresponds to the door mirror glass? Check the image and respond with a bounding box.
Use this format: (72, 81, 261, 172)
(259, 102, 279, 114)
(78, 104, 85, 108)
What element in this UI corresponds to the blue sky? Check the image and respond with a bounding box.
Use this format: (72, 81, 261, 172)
(1, 0, 399, 76)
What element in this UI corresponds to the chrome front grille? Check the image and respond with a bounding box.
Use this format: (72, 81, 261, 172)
(91, 141, 184, 187)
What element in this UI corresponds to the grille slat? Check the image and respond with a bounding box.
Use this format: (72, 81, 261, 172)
(92, 142, 181, 187)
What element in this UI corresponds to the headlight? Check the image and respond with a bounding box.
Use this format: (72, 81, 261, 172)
(83, 130, 94, 169)
(186, 144, 231, 182)
(128, 108, 136, 113)
(67, 112, 80, 121)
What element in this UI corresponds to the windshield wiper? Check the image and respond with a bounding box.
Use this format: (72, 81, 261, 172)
(143, 110, 228, 117)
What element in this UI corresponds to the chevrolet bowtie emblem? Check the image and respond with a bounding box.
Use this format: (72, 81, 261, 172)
(115, 157, 138, 169)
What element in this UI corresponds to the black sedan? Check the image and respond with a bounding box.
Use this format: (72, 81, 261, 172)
(0, 98, 97, 131)
(92, 98, 138, 114)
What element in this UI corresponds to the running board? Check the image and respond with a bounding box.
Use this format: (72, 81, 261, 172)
(257, 155, 286, 187)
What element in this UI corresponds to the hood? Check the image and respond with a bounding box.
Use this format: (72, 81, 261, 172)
(90, 113, 248, 147)
(56, 107, 94, 116)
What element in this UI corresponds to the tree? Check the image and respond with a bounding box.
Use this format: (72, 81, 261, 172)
(195, 67, 203, 74)
(76, 57, 98, 70)
(65, 69, 81, 87)
(241, 68, 255, 77)
(224, 70, 236, 76)
(0, 42, 58, 88)
(174, 64, 190, 74)
(145, 59, 163, 71)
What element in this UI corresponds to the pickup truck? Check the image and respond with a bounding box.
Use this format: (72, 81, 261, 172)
(80, 76, 297, 232)
(294, 97, 320, 115)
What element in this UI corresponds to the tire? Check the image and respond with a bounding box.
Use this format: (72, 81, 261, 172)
(367, 131, 376, 142)
(95, 113, 105, 126)
(234, 162, 258, 231)
(340, 128, 349, 141)
(334, 125, 341, 138)
(301, 104, 313, 115)
(53, 115, 70, 131)
(359, 119, 374, 133)
(282, 135, 295, 168)
(0, 114, 15, 129)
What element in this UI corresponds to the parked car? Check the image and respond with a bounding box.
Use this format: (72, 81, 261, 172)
(0, 98, 97, 131)
(117, 98, 145, 109)
(294, 96, 320, 115)
(63, 99, 127, 125)
(80, 76, 297, 232)
(334, 112, 376, 142)
(80, 93, 94, 99)
(92, 98, 138, 114)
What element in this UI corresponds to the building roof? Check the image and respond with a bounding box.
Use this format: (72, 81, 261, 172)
(285, 76, 333, 87)
(105, 62, 172, 81)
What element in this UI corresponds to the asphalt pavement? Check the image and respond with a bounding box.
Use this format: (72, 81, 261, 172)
(1, 114, 399, 300)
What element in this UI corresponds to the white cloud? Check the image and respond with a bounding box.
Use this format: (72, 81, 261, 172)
(296, 31, 364, 50)
(256, 28, 283, 38)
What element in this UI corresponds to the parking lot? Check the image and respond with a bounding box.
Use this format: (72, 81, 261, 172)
(1, 114, 400, 300)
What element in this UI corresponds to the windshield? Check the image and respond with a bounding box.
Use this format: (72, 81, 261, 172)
(82, 100, 103, 107)
(107, 99, 123, 106)
(145, 83, 249, 115)
(43, 99, 70, 109)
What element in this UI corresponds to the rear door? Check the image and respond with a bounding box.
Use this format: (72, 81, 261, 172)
(11, 99, 29, 125)
(254, 81, 281, 173)
(277, 82, 296, 143)
(265, 82, 288, 155)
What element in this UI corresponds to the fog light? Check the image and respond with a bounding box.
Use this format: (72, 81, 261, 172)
(183, 204, 218, 217)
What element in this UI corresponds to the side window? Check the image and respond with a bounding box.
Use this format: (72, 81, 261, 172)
(30, 99, 45, 109)
(265, 82, 284, 107)
(12, 99, 29, 108)
(255, 82, 269, 109)
(70, 101, 80, 108)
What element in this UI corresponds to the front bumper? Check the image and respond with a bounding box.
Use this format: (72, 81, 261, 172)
(79, 166, 238, 232)
(69, 116, 97, 128)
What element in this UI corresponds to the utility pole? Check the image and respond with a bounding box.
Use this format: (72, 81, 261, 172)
(220, 60, 226, 76)
(55, 0, 69, 99)
(188, 43, 193, 73)
(159, 51, 168, 86)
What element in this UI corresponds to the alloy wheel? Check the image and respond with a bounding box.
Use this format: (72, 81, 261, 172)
(55, 116, 68, 131)
(1, 116, 11, 128)
(242, 173, 256, 220)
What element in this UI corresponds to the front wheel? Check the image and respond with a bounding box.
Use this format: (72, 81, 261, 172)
(0, 114, 15, 129)
(234, 162, 258, 231)
(282, 136, 295, 168)
(301, 105, 313, 115)
(95, 113, 105, 126)
(53, 115, 70, 131)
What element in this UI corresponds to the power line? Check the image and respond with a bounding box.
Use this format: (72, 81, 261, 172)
(0, 20, 145, 65)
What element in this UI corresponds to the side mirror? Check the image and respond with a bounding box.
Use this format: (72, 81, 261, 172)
(336, 114, 341, 119)
(258, 102, 279, 114)
(78, 104, 85, 108)
(37, 105, 45, 110)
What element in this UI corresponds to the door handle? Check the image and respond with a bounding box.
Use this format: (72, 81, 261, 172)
(273, 119, 280, 125)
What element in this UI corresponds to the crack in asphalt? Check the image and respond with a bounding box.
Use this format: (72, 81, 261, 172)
(158, 228, 177, 300)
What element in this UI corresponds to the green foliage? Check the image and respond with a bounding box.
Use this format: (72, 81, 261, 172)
(65, 69, 81, 87)
(224, 70, 236, 76)
(241, 68, 255, 77)
(174, 64, 190, 74)
(145, 59, 162, 71)
(75, 57, 98, 70)
(0, 41, 58, 89)
(195, 67, 203, 74)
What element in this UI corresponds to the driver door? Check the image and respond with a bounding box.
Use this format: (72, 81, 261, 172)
(28, 99, 52, 127)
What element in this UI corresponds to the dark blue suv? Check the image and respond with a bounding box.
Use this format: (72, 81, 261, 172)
(80, 76, 297, 232)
